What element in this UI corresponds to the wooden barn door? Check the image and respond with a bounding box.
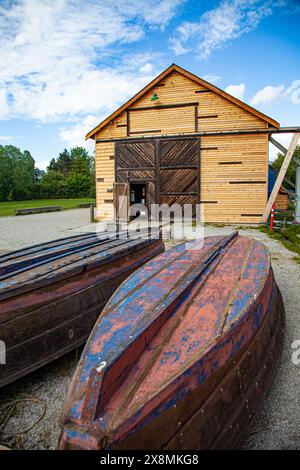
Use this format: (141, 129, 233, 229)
(115, 140, 156, 220)
(158, 138, 200, 218)
(115, 138, 200, 220)
(113, 182, 129, 221)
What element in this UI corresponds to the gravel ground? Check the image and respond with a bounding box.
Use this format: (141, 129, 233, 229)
(0, 209, 95, 252)
(0, 212, 299, 449)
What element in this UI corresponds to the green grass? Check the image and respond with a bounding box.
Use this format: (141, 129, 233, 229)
(259, 224, 300, 263)
(0, 198, 95, 217)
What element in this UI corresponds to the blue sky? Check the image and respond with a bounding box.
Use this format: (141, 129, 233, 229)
(0, 0, 299, 169)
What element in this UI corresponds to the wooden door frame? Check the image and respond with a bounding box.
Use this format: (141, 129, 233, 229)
(113, 181, 129, 222)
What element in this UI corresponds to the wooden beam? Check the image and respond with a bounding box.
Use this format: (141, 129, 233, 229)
(283, 177, 295, 189)
(296, 166, 300, 223)
(262, 133, 300, 222)
(96, 126, 300, 144)
(293, 156, 300, 166)
(269, 135, 300, 166)
(269, 136, 287, 155)
(129, 129, 161, 135)
(128, 102, 198, 112)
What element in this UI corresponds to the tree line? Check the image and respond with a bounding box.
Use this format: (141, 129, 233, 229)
(1, 143, 298, 203)
(0, 145, 95, 201)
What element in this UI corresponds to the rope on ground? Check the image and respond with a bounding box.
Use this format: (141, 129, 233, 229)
(0, 396, 47, 436)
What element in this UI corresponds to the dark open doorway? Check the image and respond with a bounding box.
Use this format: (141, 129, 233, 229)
(129, 183, 147, 219)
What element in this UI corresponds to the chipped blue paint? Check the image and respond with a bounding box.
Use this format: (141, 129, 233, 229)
(59, 233, 283, 451)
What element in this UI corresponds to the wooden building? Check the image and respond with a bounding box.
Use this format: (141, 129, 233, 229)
(86, 64, 280, 223)
(275, 187, 289, 211)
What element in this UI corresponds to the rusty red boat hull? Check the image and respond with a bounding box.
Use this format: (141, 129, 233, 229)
(59, 232, 285, 450)
(0, 231, 164, 388)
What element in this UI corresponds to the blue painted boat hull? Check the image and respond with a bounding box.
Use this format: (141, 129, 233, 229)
(59, 233, 285, 450)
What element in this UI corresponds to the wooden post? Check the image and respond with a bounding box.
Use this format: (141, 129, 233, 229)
(296, 165, 300, 224)
(270, 205, 275, 231)
(90, 203, 95, 223)
(262, 133, 300, 223)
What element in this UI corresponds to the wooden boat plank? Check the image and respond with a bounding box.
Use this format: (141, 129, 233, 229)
(107, 238, 260, 416)
(59, 232, 285, 450)
(68, 233, 238, 413)
(224, 240, 270, 329)
(0, 232, 98, 263)
(0, 233, 164, 387)
(0, 234, 110, 277)
(0, 234, 160, 301)
(107, 271, 277, 448)
(1, 242, 165, 343)
(103, 235, 224, 309)
(0, 233, 141, 283)
(159, 285, 284, 450)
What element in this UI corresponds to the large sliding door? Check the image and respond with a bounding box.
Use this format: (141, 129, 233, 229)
(158, 138, 199, 217)
(114, 137, 200, 219)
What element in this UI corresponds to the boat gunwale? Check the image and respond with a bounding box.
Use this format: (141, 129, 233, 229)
(0, 234, 161, 302)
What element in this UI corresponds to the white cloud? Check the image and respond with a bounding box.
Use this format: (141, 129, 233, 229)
(225, 83, 245, 100)
(139, 63, 154, 74)
(169, 36, 190, 55)
(0, 0, 182, 123)
(250, 84, 285, 106)
(169, 0, 287, 59)
(0, 135, 13, 142)
(250, 80, 300, 106)
(0, 87, 9, 119)
(285, 80, 300, 105)
(59, 115, 100, 150)
(136, 0, 184, 29)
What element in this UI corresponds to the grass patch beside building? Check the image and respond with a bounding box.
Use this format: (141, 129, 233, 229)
(0, 198, 95, 217)
(259, 224, 300, 263)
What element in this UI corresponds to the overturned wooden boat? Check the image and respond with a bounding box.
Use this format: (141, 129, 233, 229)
(0, 231, 164, 388)
(59, 232, 285, 450)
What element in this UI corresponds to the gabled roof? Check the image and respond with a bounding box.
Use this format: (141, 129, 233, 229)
(86, 63, 280, 140)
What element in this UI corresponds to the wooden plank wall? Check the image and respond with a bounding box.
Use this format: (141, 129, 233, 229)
(94, 70, 269, 223)
(200, 134, 268, 223)
(129, 106, 196, 135)
(274, 192, 289, 211)
(95, 141, 115, 220)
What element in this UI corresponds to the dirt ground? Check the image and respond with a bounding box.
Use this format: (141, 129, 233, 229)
(0, 211, 299, 449)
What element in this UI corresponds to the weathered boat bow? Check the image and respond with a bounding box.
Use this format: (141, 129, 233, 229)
(60, 232, 285, 450)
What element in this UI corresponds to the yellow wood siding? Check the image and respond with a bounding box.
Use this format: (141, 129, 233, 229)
(95, 112, 127, 139)
(94, 69, 270, 223)
(129, 106, 196, 135)
(95, 141, 115, 220)
(200, 134, 268, 223)
(274, 193, 288, 211)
